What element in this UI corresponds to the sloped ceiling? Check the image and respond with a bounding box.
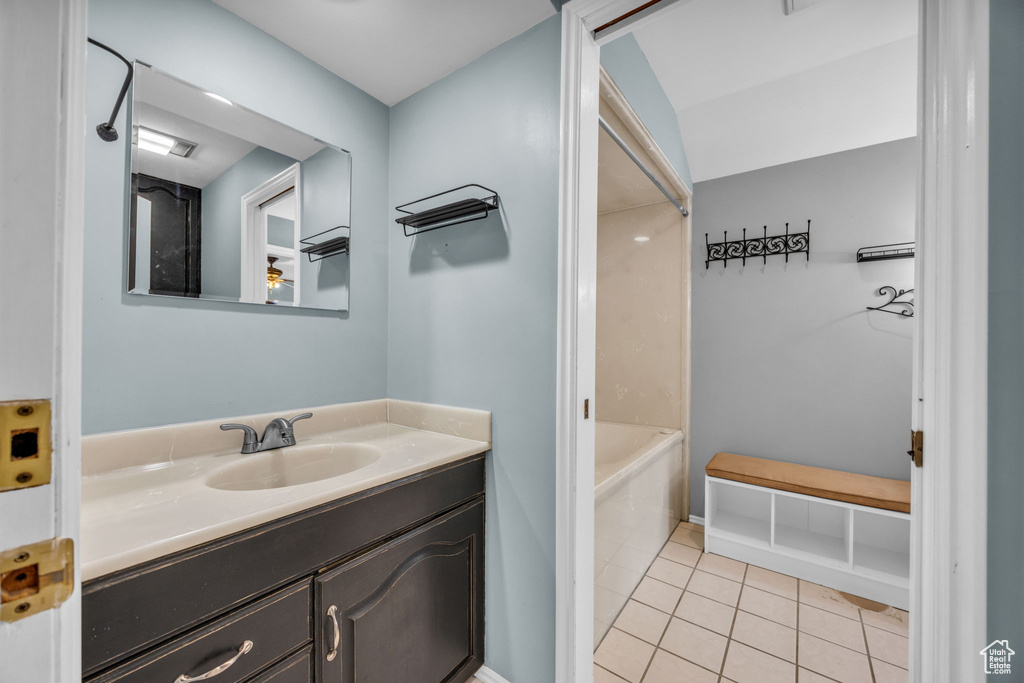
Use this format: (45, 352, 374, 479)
(633, 0, 918, 181)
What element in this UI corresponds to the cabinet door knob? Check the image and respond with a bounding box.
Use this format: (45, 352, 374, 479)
(174, 640, 253, 682)
(326, 605, 340, 662)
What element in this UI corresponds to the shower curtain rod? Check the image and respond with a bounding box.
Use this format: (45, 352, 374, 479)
(598, 116, 688, 217)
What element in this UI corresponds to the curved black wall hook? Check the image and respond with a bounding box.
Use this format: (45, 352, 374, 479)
(87, 38, 133, 142)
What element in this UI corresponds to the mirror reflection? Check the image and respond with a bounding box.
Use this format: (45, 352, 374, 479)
(129, 63, 351, 311)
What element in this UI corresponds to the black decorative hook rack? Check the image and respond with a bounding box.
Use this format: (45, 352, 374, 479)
(867, 285, 914, 317)
(705, 220, 810, 269)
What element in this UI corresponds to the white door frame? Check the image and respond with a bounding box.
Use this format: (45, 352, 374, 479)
(554, 1, 990, 682)
(240, 163, 301, 303)
(912, 0, 989, 681)
(0, 0, 86, 681)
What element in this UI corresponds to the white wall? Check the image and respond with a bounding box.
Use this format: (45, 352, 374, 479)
(690, 138, 916, 516)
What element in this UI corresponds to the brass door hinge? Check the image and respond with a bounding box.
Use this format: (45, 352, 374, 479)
(909, 430, 923, 467)
(0, 400, 52, 492)
(0, 538, 74, 622)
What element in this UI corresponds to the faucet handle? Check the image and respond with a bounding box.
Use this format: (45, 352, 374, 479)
(285, 413, 313, 427)
(220, 423, 259, 450)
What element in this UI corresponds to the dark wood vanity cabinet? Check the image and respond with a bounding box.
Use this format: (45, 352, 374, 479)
(82, 455, 485, 683)
(316, 501, 484, 683)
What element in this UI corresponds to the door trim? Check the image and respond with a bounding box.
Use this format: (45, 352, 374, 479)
(555, 0, 991, 681)
(239, 162, 301, 304)
(913, 0, 989, 680)
(56, 0, 87, 678)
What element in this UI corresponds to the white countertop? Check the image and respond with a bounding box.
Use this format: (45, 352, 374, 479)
(81, 399, 490, 581)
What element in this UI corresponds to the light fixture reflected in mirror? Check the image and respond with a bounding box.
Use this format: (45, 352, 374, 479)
(266, 256, 293, 291)
(136, 126, 198, 158)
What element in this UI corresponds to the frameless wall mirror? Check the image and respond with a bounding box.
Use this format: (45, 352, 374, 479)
(128, 63, 351, 311)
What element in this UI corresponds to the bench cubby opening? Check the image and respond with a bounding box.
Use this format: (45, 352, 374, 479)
(852, 509, 911, 584)
(773, 494, 850, 567)
(706, 478, 772, 548)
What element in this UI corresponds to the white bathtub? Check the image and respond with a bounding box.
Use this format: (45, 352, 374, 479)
(594, 421, 685, 647)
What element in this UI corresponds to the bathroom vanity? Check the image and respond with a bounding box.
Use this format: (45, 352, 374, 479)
(79, 400, 489, 683)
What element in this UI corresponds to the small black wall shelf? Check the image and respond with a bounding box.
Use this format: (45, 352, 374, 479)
(857, 242, 915, 263)
(300, 226, 350, 262)
(705, 220, 810, 269)
(395, 184, 500, 237)
(867, 285, 914, 317)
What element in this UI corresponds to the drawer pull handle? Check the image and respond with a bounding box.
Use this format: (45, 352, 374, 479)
(174, 640, 253, 682)
(326, 605, 340, 662)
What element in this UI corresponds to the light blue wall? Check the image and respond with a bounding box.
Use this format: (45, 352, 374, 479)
(84, 0, 390, 433)
(267, 216, 293, 248)
(297, 146, 352, 310)
(387, 16, 561, 683)
(201, 146, 294, 299)
(601, 34, 693, 190)
(988, 0, 1024, 653)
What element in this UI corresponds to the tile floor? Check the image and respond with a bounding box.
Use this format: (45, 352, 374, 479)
(594, 522, 910, 683)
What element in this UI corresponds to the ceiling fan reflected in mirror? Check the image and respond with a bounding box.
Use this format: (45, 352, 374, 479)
(266, 256, 294, 292)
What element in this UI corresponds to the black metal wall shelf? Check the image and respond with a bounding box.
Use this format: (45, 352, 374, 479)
(300, 226, 350, 262)
(705, 220, 810, 269)
(867, 285, 914, 317)
(395, 184, 500, 237)
(857, 242, 915, 263)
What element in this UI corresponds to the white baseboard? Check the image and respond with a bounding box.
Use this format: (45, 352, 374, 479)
(474, 665, 511, 683)
(687, 515, 705, 526)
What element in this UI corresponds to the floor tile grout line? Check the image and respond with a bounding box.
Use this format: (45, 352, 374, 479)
(715, 561, 749, 683)
(797, 667, 845, 683)
(637, 522, 699, 682)
(861, 623, 911, 671)
(651, 523, 703, 679)
(638, 521, 738, 682)
(861, 607, 878, 683)
(796, 578, 801, 671)
(798, 598, 869, 625)
(595, 662, 626, 682)
(800, 628, 882, 660)
(614, 522, 900, 683)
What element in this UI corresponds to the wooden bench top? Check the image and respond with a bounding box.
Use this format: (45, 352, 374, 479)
(706, 452, 911, 514)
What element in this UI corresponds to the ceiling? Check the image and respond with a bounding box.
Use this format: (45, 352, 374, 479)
(134, 64, 328, 189)
(632, 0, 918, 182)
(212, 0, 556, 106)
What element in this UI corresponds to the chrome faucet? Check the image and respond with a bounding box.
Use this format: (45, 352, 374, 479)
(220, 413, 313, 454)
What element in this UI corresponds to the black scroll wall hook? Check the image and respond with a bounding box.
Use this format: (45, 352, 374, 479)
(87, 38, 133, 142)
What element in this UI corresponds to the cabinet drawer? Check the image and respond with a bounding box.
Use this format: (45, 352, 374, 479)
(84, 455, 484, 675)
(88, 581, 311, 683)
(247, 646, 311, 683)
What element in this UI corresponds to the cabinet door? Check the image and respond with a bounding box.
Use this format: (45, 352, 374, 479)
(316, 499, 483, 683)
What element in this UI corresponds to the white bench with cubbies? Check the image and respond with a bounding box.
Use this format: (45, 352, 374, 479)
(704, 453, 911, 609)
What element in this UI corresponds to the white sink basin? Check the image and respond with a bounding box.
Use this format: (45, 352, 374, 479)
(205, 443, 381, 491)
